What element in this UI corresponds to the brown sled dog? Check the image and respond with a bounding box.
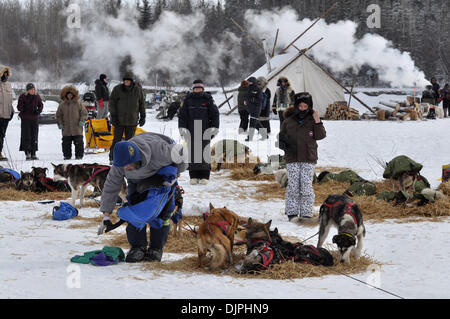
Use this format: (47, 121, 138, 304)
(197, 204, 240, 270)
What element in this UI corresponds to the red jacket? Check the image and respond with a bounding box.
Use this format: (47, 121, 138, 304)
(17, 93, 43, 121)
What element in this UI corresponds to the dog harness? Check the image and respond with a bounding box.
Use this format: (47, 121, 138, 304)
(204, 212, 232, 237)
(82, 165, 110, 187)
(249, 239, 275, 271)
(323, 201, 358, 224)
(39, 177, 60, 192)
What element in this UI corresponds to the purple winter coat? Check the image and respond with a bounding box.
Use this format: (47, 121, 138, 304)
(17, 93, 43, 121)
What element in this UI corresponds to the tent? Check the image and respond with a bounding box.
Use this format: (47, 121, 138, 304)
(229, 52, 345, 117)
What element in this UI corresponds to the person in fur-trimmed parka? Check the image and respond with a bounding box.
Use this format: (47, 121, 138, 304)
(278, 92, 326, 221)
(56, 85, 88, 160)
(272, 76, 295, 128)
(0, 65, 14, 161)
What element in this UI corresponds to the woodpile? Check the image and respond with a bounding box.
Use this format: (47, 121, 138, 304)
(371, 101, 424, 121)
(325, 102, 360, 120)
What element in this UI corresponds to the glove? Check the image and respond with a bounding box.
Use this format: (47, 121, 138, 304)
(98, 99, 104, 109)
(79, 121, 85, 127)
(32, 107, 39, 115)
(272, 108, 278, 115)
(58, 124, 64, 130)
(97, 215, 113, 235)
(139, 118, 146, 127)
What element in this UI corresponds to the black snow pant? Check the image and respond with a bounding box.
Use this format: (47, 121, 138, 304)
(238, 110, 249, 132)
(444, 100, 450, 118)
(125, 178, 171, 250)
(62, 135, 84, 159)
(126, 223, 170, 251)
(20, 119, 39, 154)
(189, 170, 211, 180)
(109, 125, 137, 161)
(260, 119, 271, 134)
(248, 117, 267, 140)
(0, 118, 10, 154)
(278, 111, 286, 129)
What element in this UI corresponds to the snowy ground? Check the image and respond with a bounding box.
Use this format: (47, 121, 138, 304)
(1, 91, 449, 299)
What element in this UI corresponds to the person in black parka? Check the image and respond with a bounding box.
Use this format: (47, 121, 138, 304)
(95, 74, 110, 119)
(245, 77, 267, 141)
(178, 80, 220, 185)
(257, 76, 272, 135)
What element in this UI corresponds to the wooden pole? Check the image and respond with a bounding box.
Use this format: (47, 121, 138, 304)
(218, 95, 233, 110)
(303, 54, 375, 114)
(221, 84, 232, 110)
(271, 28, 279, 58)
(231, 18, 265, 51)
(279, 2, 338, 55)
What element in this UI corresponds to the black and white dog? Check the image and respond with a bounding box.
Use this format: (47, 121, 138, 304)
(52, 163, 127, 208)
(295, 194, 366, 263)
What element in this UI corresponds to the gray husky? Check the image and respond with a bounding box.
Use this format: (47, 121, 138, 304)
(52, 163, 127, 208)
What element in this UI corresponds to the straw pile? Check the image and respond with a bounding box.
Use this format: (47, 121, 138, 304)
(0, 188, 71, 202)
(248, 177, 450, 222)
(144, 250, 378, 280)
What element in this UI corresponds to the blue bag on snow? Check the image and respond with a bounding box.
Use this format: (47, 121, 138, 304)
(52, 202, 79, 221)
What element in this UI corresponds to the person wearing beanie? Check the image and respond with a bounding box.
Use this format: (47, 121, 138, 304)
(244, 77, 267, 141)
(98, 132, 187, 263)
(17, 83, 43, 160)
(0, 65, 14, 161)
(178, 79, 220, 185)
(272, 76, 295, 128)
(109, 70, 146, 164)
(56, 86, 88, 160)
(257, 76, 272, 135)
(237, 79, 250, 134)
(277, 92, 326, 222)
(95, 74, 110, 119)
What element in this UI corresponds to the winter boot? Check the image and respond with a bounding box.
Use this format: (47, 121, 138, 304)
(190, 178, 199, 185)
(25, 151, 32, 161)
(199, 179, 209, 185)
(31, 152, 38, 160)
(125, 246, 147, 263)
(145, 249, 163, 262)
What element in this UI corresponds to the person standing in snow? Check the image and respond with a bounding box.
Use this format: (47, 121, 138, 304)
(430, 77, 441, 105)
(257, 76, 272, 135)
(56, 86, 89, 160)
(244, 77, 266, 142)
(0, 65, 14, 162)
(278, 92, 326, 221)
(98, 133, 186, 263)
(272, 76, 295, 128)
(17, 83, 43, 160)
(178, 79, 219, 185)
(95, 74, 110, 119)
(237, 79, 250, 134)
(441, 83, 450, 118)
(109, 71, 146, 164)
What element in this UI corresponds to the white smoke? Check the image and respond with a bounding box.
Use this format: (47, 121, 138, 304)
(67, 6, 242, 85)
(245, 7, 428, 88)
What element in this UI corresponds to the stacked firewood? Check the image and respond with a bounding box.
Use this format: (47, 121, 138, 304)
(324, 102, 360, 120)
(373, 99, 423, 121)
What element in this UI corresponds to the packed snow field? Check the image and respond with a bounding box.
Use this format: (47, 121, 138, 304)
(0, 91, 449, 299)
